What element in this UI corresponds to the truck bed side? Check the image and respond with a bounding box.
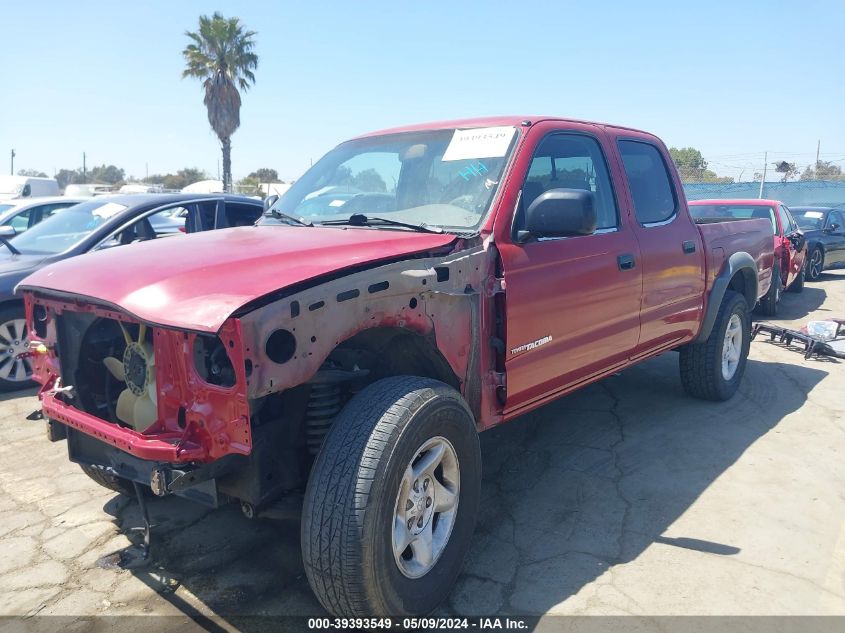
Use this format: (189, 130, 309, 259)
(694, 217, 774, 340)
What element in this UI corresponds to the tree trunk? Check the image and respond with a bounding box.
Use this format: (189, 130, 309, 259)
(221, 137, 232, 192)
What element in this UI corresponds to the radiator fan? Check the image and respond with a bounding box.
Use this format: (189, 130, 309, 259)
(102, 323, 157, 432)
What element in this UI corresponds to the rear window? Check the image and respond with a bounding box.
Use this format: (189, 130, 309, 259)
(618, 140, 677, 224)
(690, 204, 777, 234)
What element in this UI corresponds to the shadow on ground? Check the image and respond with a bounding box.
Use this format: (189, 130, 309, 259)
(98, 352, 827, 626)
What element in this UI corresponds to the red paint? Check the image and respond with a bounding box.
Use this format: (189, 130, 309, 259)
(23, 117, 775, 465)
(20, 227, 455, 333)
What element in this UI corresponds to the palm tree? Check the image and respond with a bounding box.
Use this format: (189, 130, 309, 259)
(182, 13, 258, 191)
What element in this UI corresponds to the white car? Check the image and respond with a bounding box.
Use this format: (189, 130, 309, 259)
(0, 197, 86, 235)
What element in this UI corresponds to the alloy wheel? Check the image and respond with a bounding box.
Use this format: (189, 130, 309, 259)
(0, 319, 31, 382)
(392, 436, 460, 579)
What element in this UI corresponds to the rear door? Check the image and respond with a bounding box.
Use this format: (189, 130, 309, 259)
(496, 124, 643, 414)
(615, 137, 705, 356)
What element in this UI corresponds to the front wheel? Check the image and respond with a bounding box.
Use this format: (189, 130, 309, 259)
(679, 290, 751, 401)
(806, 246, 824, 281)
(0, 305, 35, 391)
(301, 376, 481, 617)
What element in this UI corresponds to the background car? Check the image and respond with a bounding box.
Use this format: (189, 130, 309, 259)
(689, 199, 806, 316)
(0, 197, 86, 235)
(0, 193, 262, 391)
(790, 206, 845, 281)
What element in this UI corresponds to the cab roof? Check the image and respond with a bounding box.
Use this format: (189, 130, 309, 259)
(355, 115, 652, 139)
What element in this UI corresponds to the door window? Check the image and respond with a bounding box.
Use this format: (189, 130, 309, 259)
(776, 205, 793, 236)
(828, 210, 844, 230)
(618, 140, 677, 225)
(99, 206, 189, 249)
(7, 210, 31, 233)
(224, 202, 262, 227)
(518, 133, 618, 231)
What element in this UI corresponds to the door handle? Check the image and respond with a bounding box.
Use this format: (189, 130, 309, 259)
(682, 240, 696, 254)
(617, 254, 636, 271)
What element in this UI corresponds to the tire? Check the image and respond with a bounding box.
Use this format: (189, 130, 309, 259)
(679, 290, 750, 401)
(806, 246, 824, 281)
(79, 464, 137, 496)
(757, 263, 780, 317)
(0, 305, 35, 392)
(787, 259, 805, 293)
(301, 376, 481, 617)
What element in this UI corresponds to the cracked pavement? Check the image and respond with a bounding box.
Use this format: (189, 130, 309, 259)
(0, 271, 844, 623)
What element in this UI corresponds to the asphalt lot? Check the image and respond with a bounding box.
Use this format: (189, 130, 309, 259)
(0, 270, 844, 625)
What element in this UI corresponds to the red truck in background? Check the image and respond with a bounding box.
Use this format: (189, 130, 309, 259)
(18, 116, 774, 617)
(690, 199, 807, 316)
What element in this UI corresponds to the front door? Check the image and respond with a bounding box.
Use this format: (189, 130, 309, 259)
(497, 129, 642, 415)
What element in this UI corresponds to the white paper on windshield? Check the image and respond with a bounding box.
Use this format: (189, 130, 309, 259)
(803, 211, 824, 219)
(442, 126, 516, 162)
(329, 199, 347, 207)
(92, 202, 128, 219)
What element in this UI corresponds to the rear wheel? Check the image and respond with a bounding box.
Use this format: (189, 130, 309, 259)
(680, 290, 750, 401)
(757, 264, 781, 317)
(806, 246, 824, 281)
(0, 305, 35, 391)
(301, 376, 481, 617)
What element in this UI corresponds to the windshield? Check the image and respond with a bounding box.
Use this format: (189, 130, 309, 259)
(792, 209, 827, 230)
(261, 127, 518, 232)
(11, 199, 127, 255)
(689, 203, 777, 234)
(0, 204, 14, 215)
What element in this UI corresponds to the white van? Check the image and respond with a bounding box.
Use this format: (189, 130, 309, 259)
(0, 176, 60, 199)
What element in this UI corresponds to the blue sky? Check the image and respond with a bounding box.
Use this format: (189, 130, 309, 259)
(2, 0, 844, 182)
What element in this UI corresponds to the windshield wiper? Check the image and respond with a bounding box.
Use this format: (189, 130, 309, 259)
(320, 214, 443, 234)
(265, 208, 313, 227)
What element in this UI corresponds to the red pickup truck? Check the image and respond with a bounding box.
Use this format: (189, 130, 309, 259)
(19, 117, 773, 617)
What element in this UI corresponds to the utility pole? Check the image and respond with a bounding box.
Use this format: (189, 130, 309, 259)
(815, 139, 820, 178)
(83, 152, 87, 181)
(10, 149, 15, 175)
(758, 152, 767, 199)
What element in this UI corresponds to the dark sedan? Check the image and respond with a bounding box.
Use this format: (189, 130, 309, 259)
(791, 206, 845, 281)
(0, 193, 262, 390)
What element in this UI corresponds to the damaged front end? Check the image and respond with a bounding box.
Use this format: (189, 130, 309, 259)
(25, 293, 254, 506)
(21, 235, 505, 513)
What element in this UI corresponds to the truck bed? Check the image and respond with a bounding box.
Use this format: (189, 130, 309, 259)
(696, 217, 775, 302)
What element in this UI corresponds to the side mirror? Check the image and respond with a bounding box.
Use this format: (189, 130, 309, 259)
(0, 226, 16, 238)
(518, 189, 596, 242)
(826, 222, 841, 233)
(21, 184, 31, 198)
(263, 194, 279, 212)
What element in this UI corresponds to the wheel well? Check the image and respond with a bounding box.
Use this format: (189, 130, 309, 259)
(334, 327, 460, 390)
(727, 268, 756, 307)
(0, 299, 23, 313)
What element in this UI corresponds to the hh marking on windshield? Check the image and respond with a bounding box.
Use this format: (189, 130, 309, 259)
(458, 162, 488, 181)
(511, 335, 552, 355)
